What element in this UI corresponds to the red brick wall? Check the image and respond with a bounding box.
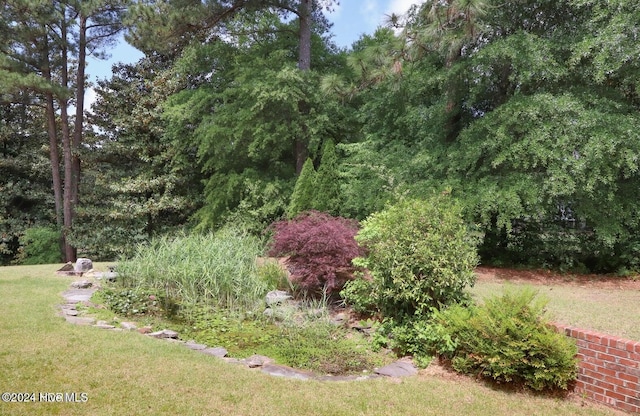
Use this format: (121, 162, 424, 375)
(553, 323, 640, 413)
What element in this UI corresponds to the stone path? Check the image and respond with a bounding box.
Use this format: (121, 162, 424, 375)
(59, 279, 418, 381)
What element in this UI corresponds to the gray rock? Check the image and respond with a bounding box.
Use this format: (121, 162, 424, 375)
(64, 316, 96, 325)
(62, 308, 79, 316)
(70, 280, 93, 289)
(120, 322, 137, 331)
(94, 321, 116, 329)
(148, 329, 179, 339)
(74, 258, 93, 273)
(265, 290, 292, 306)
(315, 374, 379, 382)
(200, 347, 228, 358)
(331, 312, 347, 325)
(62, 288, 97, 303)
(374, 360, 418, 377)
(244, 354, 273, 368)
(184, 341, 207, 350)
(261, 364, 313, 380)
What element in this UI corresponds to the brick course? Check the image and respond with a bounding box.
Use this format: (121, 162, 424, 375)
(553, 323, 640, 414)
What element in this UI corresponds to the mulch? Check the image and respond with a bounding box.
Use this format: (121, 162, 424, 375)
(475, 266, 640, 290)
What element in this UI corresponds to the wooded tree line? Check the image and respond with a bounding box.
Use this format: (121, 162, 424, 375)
(2, 0, 640, 273)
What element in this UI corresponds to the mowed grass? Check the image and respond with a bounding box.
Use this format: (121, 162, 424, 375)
(472, 279, 640, 342)
(0, 265, 621, 416)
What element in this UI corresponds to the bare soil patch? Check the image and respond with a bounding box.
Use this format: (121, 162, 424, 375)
(475, 266, 640, 290)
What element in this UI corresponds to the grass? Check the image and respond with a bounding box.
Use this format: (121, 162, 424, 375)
(117, 229, 267, 310)
(471, 280, 640, 341)
(0, 264, 620, 416)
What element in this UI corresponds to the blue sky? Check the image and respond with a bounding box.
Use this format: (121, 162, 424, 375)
(86, 0, 424, 83)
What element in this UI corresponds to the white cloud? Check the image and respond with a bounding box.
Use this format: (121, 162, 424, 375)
(84, 87, 97, 114)
(360, 0, 382, 27)
(385, 0, 425, 17)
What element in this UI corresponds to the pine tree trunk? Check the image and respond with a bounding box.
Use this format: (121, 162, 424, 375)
(295, 0, 312, 174)
(60, 14, 77, 262)
(72, 14, 87, 211)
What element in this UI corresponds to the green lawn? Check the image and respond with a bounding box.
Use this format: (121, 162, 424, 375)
(471, 279, 640, 342)
(0, 264, 621, 416)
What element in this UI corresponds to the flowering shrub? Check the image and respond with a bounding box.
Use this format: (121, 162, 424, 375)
(268, 211, 363, 296)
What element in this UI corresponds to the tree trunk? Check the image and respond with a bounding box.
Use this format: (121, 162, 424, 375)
(294, 0, 312, 174)
(60, 12, 77, 262)
(444, 46, 463, 142)
(297, 0, 311, 71)
(45, 93, 63, 229)
(72, 13, 87, 210)
(41, 33, 63, 231)
(40, 25, 65, 259)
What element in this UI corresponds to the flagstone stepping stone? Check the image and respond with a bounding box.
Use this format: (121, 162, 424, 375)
(94, 321, 116, 329)
(184, 341, 208, 350)
(261, 364, 314, 380)
(64, 316, 96, 325)
(148, 329, 179, 339)
(200, 347, 228, 358)
(244, 354, 273, 368)
(70, 280, 93, 289)
(120, 322, 137, 331)
(374, 360, 418, 377)
(315, 374, 378, 382)
(62, 288, 97, 303)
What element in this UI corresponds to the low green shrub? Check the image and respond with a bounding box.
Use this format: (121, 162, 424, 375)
(348, 195, 479, 321)
(175, 304, 279, 357)
(431, 288, 578, 391)
(369, 317, 454, 369)
(100, 286, 167, 317)
(266, 320, 388, 375)
(17, 227, 61, 265)
(339, 273, 379, 315)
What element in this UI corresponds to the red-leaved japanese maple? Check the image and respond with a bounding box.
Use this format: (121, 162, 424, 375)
(268, 211, 363, 296)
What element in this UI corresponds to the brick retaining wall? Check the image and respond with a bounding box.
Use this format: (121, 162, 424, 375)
(552, 323, 640, 413)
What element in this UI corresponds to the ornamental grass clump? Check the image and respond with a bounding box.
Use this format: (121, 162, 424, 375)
(268, 211, 363, 296)
(117, 227, 267, 311)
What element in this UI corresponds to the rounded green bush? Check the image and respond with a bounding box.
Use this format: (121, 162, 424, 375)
(18, 227, 61, 265)
(431, 288, 578, 391)
(347, 195, 479, 320)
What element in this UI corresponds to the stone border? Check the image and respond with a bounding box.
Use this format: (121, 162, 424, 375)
(59, 280, 417, 381)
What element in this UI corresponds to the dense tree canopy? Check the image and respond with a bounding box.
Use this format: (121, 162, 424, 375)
(3, 0, 640, 273)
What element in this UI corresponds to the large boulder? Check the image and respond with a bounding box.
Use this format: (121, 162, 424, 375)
(74, 258, 93, 273)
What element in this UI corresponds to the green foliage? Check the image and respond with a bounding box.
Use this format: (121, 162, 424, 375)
(374, 318, 448, 368)
(174, 304, 279, 357)
(17, 227, 61, 265)
(287, 158, 317, 218)
(256, 260, 293, 292)
(351, 196, 479, 320)
(340, 273, 378, 315)
(266, 320, 387, 375)
(117, 227, 267, 311)
(313, 140, 341, 215)
(450, 91, 640, 271)
(100, 286, 166, 317)
(432, 288, 578, 391)
(76, 58, 202, 260)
